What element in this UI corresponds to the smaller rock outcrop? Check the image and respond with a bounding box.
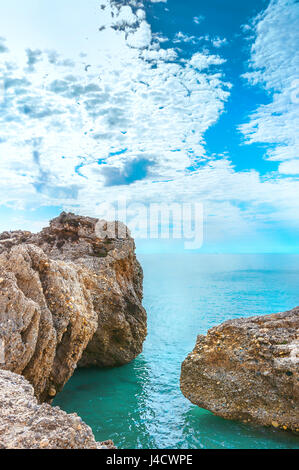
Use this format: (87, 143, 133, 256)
(0, 369, 114, 449)
(180, 307, 299, 433)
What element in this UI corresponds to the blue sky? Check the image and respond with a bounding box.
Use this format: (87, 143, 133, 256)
(0, 0, 298, 253)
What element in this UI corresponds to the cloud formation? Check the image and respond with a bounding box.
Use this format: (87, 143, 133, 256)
(0, 37, 8, 53)
(0, 0, 230, 207)
(0, 0, 298, 249)
(240, 0, 299, 172)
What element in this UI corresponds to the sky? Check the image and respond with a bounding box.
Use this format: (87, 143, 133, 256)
(0, 0, 298, 253)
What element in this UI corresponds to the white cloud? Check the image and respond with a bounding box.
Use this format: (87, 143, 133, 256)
(174, 33, 228, 49)
(126, 20, 152, 48)
(0, 0, 230, 211)
(211, 37, 228, 48)
(173, 32, 201, 45)
(190, 52, 226, 71)
(0, 0, 298, 248)
(141, 48, 177, 62)
(113, 5, 138, 27)
(279, 159, 299, 175)
(193, 15, 205, 25)
(0, 37, 9, 53)
(240, 0, 299, 163)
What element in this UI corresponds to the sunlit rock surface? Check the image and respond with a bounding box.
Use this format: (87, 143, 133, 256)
(0, 212, 147, 402)
(0, 369, 115, 449)
(181, 307, 299, 433)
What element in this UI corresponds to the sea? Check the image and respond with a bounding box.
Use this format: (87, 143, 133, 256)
(55, 254, 299, 449)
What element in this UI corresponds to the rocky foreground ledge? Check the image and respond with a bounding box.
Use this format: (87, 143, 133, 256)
(0, 212, 147, 402)
(0, 370, 115, 449)
(181, 307, 299, 433)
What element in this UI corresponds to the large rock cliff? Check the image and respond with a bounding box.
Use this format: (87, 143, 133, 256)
(0, 369, 115, 449)
(0, 212, 147, 402)
(180, 307, 299, 433)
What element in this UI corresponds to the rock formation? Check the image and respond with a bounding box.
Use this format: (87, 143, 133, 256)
(180, 307, 299, 433)
(0, 369, 115, 449)
(0, 212, 147, 402)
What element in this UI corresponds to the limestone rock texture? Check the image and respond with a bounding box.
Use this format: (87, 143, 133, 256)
(180, 307, 299, 433)
(0, 369, 115, 449)
(0, 212, 147, 402)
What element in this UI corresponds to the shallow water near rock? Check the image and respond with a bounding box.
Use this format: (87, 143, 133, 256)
(55, 254, 299, 449)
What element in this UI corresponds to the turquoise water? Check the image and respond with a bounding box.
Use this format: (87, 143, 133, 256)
(55, 254, 299, 449)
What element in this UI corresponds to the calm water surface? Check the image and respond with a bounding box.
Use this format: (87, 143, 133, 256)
(55, 254, 299, 449)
